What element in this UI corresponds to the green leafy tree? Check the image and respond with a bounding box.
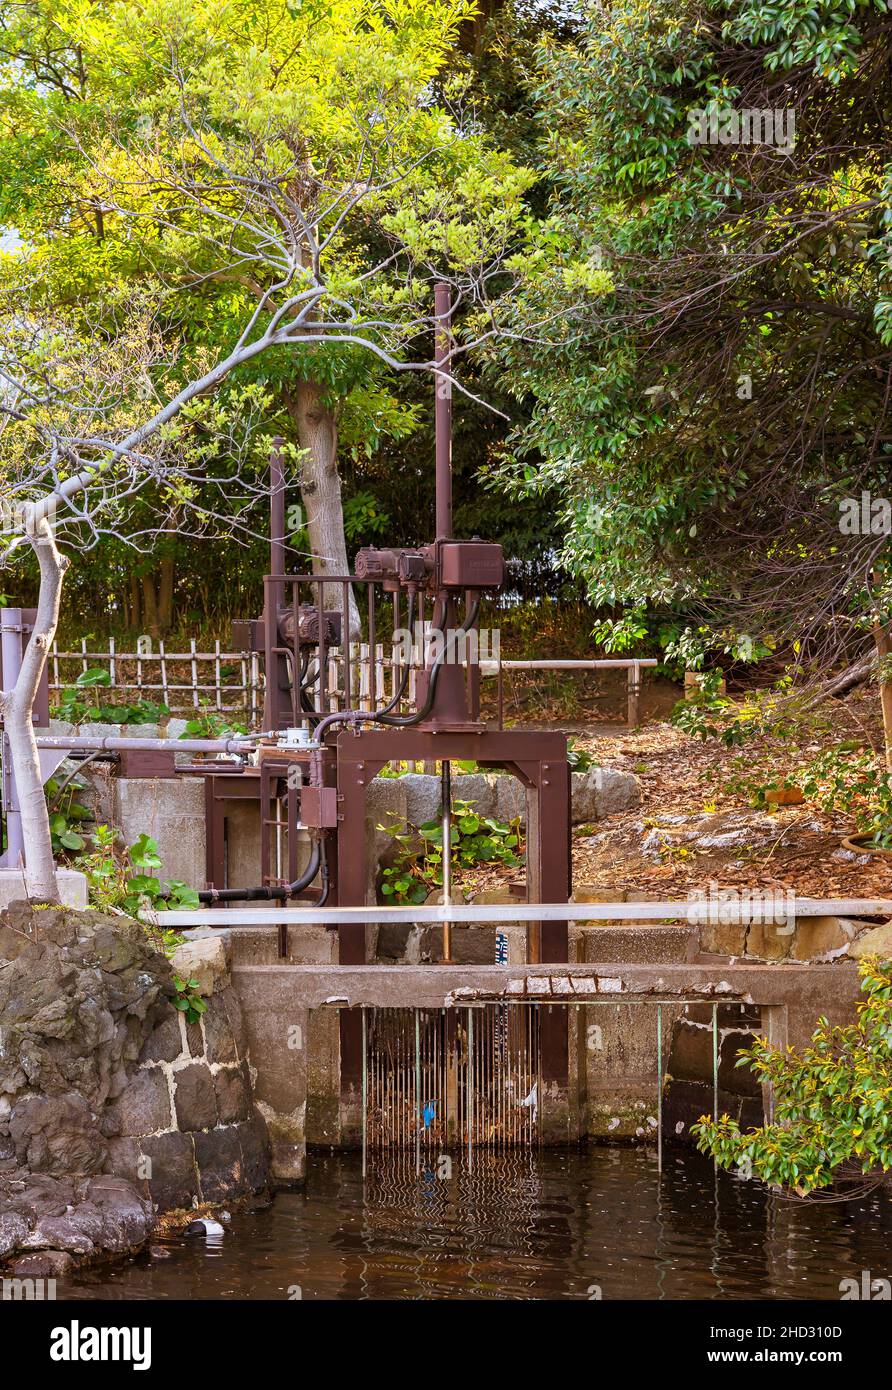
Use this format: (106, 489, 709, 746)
(492, 0, 892, 673)
(694, 957, 892, 1197)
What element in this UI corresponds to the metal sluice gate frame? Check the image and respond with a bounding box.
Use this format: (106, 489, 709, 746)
(357, 997, 732, 1179)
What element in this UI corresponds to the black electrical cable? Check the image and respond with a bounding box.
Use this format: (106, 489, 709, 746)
(374, 598, 481, 727)
(196, 836, 322, 904)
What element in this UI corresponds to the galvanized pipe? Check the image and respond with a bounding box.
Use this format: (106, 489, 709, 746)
(434, 281, 452, 540)
(35, 734, 256, 754)
(0, 608, 24, 866)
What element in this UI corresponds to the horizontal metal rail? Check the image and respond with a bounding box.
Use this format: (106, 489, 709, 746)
(145, 897, 892, 928)
(479, 659, 659, 673)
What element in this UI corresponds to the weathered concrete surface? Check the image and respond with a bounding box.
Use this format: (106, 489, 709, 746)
(0, 867, 87, 910)
(231, 959, 863, 1010)
(113, 776, 206, 889)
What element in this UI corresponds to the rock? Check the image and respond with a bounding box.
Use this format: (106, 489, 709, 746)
(494, 776, 526, 822)
(139, 1012, 184, 1064)
(743, 919, 791, 961)
(193, 1125, 243, 1202)
(7, 1249, 73, 1278)
(103, 1068, 172, 1138)
(400, 773, 442, 827)
(203, 997, 238, 1064)
(173, 1063, 218, 1131)
(699, 919, 748, 957)
(8, 1094, 106, 1175)
(171, 934, 230, 996)
(214, 1066, 250, 1124)
(571, 767, 641, 821)
(790, 916, 861, 961)
(0, 1172, 152, 1263)
(850, 921, 892, 960)
(449, 773, 497, 818)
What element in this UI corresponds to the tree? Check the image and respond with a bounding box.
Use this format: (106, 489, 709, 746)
(0, 0, 534, 632)
(492, 0, 892, 677)
(0, 0, 540, 902)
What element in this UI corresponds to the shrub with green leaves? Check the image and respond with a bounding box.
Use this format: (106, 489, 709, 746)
(75, 826, 199, 929)
(55, 668, 169, 726)
(693, 958, 892, 1197)
(378, 798, 522, 905)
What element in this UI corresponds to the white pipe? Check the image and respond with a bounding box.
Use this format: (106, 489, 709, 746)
(143, 897, 892, 927)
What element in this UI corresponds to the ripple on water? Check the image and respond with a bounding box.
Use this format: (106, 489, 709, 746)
(64, 1146, 892, 1301)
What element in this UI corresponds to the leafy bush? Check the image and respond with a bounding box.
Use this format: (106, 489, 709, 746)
(75, 826, 198, 935)
(54, 668, 168, 725)
(378, 798, 522, 905)
(178, 705, 246, 739)
(172, 974, 208, 1025)
(45, 773, 92, 853)
(693, 959, 892, 1196)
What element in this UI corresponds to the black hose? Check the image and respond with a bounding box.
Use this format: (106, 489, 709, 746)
(197, 837, 322, 904)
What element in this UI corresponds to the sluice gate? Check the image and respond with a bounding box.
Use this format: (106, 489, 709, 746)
(362, 1005, 540, 1158)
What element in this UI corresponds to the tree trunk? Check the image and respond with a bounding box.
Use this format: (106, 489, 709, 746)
(0, 520, 68, 903)
(141, 574, 160, 640)
(284, 380, 360, 637)
(159, 554, 175, 635)
(873, 620, 892, 771)
(128, 574, 141, 631)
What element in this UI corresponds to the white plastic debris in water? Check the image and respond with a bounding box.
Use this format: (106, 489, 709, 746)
(184, 1217, 225, 1244)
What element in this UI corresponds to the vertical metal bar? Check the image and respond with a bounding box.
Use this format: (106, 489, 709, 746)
(342, 580, 351, 709)
(361, 1007, 367, 1179)
(467, 1006, 474, 1167)
(656, 1003, 663, 1175)
(434, 281, 453, 539)
(441, 759, 452, 962)
(415, 1010, 421, 1175)
(712, 1002, 719, 1122)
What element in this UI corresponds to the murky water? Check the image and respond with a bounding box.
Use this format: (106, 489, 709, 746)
(62, 1147, 892, 1301)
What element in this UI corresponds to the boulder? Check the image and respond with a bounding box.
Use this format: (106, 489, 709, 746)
(790, 916, 860, 961)
(571, 767, 641, 821)
(170, 932, 230, 996)
(850, 920, 892, 960)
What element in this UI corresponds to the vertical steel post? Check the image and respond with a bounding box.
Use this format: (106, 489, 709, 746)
(712, 1003, 719, 1122)
(0, 608, 24, 868)
(441, 758, 452, 962)
(434, 282, 453, 540)
(656, 1003, 663, 1175)
(467, 1005, 474, 1169)
(361, 1007, 368, 1177)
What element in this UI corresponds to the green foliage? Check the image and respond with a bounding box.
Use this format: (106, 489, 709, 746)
(54, 670, 169, 726)
(171, 974, 208, 1026)
(178, 707, 247, 739)
(378, 798, 522, 903)
(693, 959, 892, 1196)
(75, 825, 199, 920)
(566, 737, 595, 772)
(44, 774, 92, 853)
(490, 0, 892, 662)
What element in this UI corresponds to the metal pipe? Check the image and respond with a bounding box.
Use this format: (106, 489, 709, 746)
(441, 758, 452, 962)
(0, 608, 24, 867)
(656, 1003, 663, 1175)
(434, 281, 452, 540)
(144, 895, 892, 925)
(35, 735, 256, 753)
(270, 436, 286, 579)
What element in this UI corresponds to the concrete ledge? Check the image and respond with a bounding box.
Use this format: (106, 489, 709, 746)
(231, 959, 862, 1011)
(0, 867, 88, 909)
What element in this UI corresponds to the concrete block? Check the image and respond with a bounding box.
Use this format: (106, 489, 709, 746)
(790, 915, 859, 961)
(113, 776, 205, 889)
(0, 867, 87, 910)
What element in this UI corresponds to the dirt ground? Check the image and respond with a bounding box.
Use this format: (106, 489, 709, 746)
(570, 682, 892, 901)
